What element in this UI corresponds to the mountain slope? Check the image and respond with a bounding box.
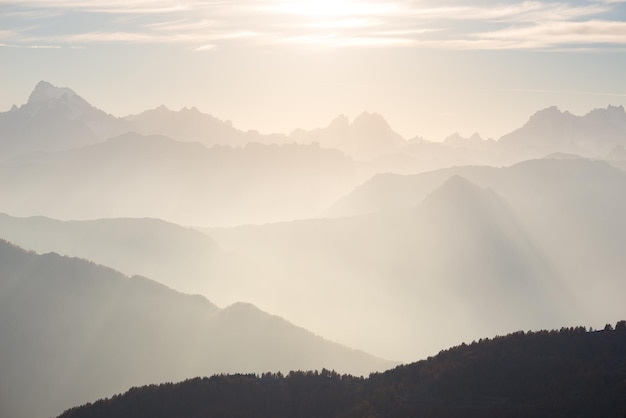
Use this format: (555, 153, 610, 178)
(321, 158, 626, 331)
(324, 165, 498, 218)
(57, 324, 626, 418)
(0, 215, 234, 299)
(206, 176, 569, 361)
(0, 240, 392, 418)
(0, 132, 368, 226)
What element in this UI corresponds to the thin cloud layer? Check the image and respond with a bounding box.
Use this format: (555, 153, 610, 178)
(0, 0, 625, 50)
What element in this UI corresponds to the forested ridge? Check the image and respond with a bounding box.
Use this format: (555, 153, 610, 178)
(59, 322, 626, 418)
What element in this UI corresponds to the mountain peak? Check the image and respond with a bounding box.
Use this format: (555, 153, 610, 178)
(443, 132, 463, 143)
(607, 104, 625, 113)
(529, 105, 564, 121)
(223, 301, 263, 314)
(352, 111, 389, 128)
(585, 104, 626, 122)
(27, 81, 78, 104)
(328, 114, 349, 129)
(439, 174, 481, 193)
(421, 174, 498, 211)
(350, 111, 402, 139)
(469, 132, 483, 141)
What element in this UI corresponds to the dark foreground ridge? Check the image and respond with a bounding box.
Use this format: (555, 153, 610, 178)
(59, 323, 626, 418)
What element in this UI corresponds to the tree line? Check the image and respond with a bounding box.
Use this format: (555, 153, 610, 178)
(59, 321, 626, 418)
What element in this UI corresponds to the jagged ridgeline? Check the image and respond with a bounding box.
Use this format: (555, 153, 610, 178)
(59, 324, 626, 418)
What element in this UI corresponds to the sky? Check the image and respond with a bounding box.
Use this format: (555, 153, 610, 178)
(1, 0, 626, 141)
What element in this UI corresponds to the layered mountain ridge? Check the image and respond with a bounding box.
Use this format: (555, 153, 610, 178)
(2, 80, 626, 418)
(4, 81, 626, 165)
(0, 239, 392, 418)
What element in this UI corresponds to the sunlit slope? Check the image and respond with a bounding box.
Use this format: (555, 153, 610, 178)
(326, 157, 626, 296)
(207, 176, 572, 361)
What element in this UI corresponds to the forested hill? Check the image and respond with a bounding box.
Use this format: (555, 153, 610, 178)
(59, 323, 626, 418)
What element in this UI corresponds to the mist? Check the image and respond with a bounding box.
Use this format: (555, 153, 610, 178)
(1, 81, 626, 418)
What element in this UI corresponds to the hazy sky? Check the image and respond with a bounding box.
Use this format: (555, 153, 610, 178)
(1, 0, 626, 140)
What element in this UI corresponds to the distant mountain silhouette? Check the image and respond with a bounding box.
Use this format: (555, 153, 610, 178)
(125, 105, 288, 147)
(348, 105, 626, 168)
(3, 81, 624, 171)
(0, 81, 128, 157)
(205, 175, 570, 361)
(542, 151, 584, 160)
(322, 158, 626, 337)
(0, 214, 275, 306)
(497, 105, 626, 161)
(0, 81, 286, 159)
(126, 106, 415, 161)
(57, 324, 626, 418)
(0, 215, 237, 298)
(289, 111, 407, 161)
(324, 165, 499, 218)
(0, 240, 392, 418)
(0, 82, 409, 163)
(443, 132, 494, 149)
(0, 132, 369, 226)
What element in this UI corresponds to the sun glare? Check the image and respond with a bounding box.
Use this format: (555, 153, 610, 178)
(275, 0, 376, 17)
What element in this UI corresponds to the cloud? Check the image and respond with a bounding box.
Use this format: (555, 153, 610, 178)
(1, 0, 625, 50)
(23, 29, 263, 46)
(403, 2, 609, 22)
(0, 30, 17, 39)
(192, 43, 216, 51)
(475, 20, 626, 48)
(146, 18, 217, 32)
(497, 88, 626, 97)
(0, 0, 194, 14)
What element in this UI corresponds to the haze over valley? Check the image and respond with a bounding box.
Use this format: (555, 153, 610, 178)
(2, 3, 626, 411)
(2, 79, 626, 416)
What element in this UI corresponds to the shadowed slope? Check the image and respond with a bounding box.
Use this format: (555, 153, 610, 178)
(0, 240, 392, 418)
(0, 215, 229, 298)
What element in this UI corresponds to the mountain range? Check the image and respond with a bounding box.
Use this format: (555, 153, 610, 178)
(3, 81, 626, 166)
(2, 80, 626, 417)
(498, 105, 626, 162)
(3, 157, 624, 361)
(204, 158, 626, 360)
(0, 131, 368, 226)
(0, 81, 127, 157)
(0, 81, 408, 163)
(0, 240, 392, 418)
(0, 171, 571, 362)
